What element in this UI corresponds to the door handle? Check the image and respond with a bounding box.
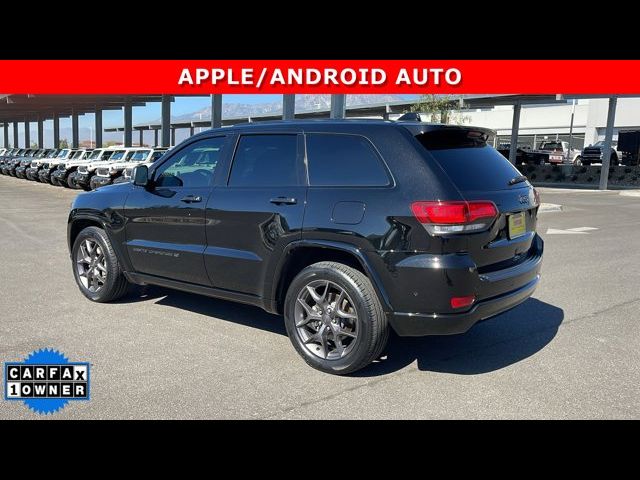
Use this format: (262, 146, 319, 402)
(269, 197, 297, 205)
(180, 195, 202, 203)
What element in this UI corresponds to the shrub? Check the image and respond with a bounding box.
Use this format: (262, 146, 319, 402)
(587, 177, 594, 182)
(552, 166, 561, 172)
(625, 168, 632, 174)
(545, 174, 552, 180)
(579, 167, 587, 174)
(531, 173, 537, 180)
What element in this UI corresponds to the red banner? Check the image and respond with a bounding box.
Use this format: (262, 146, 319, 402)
(0, 60, 638, 94)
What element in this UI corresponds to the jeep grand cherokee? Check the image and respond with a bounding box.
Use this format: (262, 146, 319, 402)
(68, 120, 543, 375)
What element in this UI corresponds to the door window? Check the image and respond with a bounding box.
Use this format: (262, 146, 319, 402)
(154, 137, 225, 188)
(228, 134, 300, 187)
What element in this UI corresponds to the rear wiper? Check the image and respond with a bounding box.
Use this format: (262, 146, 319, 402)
(508, 174, 528, 186)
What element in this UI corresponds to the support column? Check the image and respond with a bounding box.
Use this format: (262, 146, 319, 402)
(95, 107, 103, 148)
(154, 128, 158, 147)
(71, 110, 79, 148)
(161, 95, 171, 147)
(53, 113, 60, 148)
(124, 99, 133, 148)
(13, 122, 19, 148)
(599, 96, 618, 191)
(211, 94, 222, 129)
(171, 128, 176, 146)
(508, 102, 522, 165)
(37, 116, 44, 148)
(282, 94, 295, 120)
(3, 123, 8, 148)
(139, 129, 144, 147)
(24, 119, 30, 148)
(189, 125, 195, 137)
(330, 94, 346, 119)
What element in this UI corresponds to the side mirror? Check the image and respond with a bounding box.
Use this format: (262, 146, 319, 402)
(133, 165, 149, 187)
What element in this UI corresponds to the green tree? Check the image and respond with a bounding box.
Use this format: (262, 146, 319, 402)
(409, 95, 470, 124)
(58, 138, 70, 149)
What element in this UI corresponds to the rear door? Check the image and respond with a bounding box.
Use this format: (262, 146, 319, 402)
(415, 129, 538, 268)
(204, 132, 306, 298)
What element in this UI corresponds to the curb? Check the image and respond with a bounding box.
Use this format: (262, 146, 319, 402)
(619, 190, 640, 197)
(539, 203, 563, 213)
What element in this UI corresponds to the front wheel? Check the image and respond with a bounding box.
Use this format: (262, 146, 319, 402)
(284, 261, 389, 375)
(71, 226, 129, 302)
(574, 156, 582, 166)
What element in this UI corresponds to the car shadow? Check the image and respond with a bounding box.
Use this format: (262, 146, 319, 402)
(152, 288, 287, 336)
(354, 298, 563, 377)
(120, 288, 562, 377)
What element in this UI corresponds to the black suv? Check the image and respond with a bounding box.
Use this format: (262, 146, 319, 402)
(68, 120, 543, 374)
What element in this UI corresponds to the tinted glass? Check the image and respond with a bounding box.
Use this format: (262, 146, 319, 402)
(416, 130, 522, 191)
(88, 150, 102, 160)
(306, 134, 389, 186)
(155, 137, 225, 188)
(229, 135, 299, 187)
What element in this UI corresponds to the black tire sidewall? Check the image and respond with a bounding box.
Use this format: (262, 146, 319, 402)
(71, 226, 123, 302)
(284, 264, 378, 374)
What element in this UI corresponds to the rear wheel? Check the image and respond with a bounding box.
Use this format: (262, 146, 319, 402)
(67, 173, 77, 189)
(71, 226, 129, 303)
(284, 261, 388, 375)
(574, 156, 582, 166)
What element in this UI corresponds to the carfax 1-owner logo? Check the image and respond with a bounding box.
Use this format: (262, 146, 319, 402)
(3, 348, 90, 415)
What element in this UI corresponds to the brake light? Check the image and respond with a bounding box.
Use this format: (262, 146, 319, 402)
(411, 201, 498, 235)
(451, 295, 476, 309)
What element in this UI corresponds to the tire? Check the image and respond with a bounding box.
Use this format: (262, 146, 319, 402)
(538, 157, 546, 166)
(610, 154, 619, 166)
(284, 261, 389, 375)
(67, 173, 77, 189)
(574, 156, 582, 166)
(71, 226, 129, 303)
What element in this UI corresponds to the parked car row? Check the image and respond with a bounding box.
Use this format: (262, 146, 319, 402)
(0, 146, 168, 190)
(497, 140, 634, 166)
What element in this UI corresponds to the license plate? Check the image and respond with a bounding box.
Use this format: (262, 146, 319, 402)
(508, 212, 526, 239)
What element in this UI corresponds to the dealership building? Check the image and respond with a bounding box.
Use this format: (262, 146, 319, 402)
(443, 97, 640, 149)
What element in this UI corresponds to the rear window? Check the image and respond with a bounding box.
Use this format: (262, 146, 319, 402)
(416, 129, 522, 191)
(306, 133, 390, 187)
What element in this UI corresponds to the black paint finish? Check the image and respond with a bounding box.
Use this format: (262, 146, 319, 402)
(68, 120, 544, 336)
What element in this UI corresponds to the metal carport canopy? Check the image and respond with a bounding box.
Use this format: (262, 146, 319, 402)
(0, 94, 164, 123)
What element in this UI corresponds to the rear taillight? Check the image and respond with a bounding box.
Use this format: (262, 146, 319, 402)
(411, 201, 498, 235)
(451, 295, 476, 309)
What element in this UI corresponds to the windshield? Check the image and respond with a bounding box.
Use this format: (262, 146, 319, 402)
(125, 151, 139, 161)
(540, 142, 562, 150)
(109, 150, 126, 161)
(56, 149, 70, 158)
(71, 151, 85, 159)
(415, 129, 522, 192)
(88, 150, 103, 160)
(129, 150, 151, 161)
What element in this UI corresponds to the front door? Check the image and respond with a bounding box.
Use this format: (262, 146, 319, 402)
(124, 136, 227, 285)
(204, 133, 306, 298)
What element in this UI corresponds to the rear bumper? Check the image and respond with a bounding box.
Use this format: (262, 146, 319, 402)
(386, 234, 543, 336)
(390, 275, 540, 336)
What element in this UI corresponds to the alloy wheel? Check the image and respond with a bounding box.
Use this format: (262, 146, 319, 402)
(76, 238, 107, 293)
(294, 280, 359, 360)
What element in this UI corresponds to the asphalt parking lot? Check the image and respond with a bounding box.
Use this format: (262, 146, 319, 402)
(1, 177, 639, 419)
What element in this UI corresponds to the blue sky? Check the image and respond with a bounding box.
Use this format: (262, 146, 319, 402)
(102, 94, 295, 127)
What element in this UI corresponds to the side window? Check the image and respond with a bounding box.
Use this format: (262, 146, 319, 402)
(154, 137, 225, 188)
(228, 134, 299, 187)
(306, 133, 390, 187)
